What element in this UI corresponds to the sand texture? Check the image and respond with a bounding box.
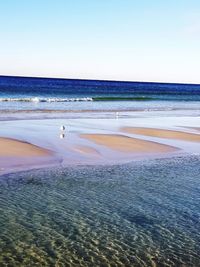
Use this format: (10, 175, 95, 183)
(122, 127, 200, 143)
(80, 134, 178, 153)
(0, 137, 51, 157)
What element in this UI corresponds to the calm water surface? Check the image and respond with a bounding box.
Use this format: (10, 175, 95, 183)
(0, 156, 200, 266)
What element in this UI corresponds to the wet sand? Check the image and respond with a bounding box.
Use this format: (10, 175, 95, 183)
(187, 127, 200, 132)
(0, 137, 51, 157)
(122, 127, 200, 142)
(1, 115, 199, 175)
(0, 132, 179, 176)
(80, 134, 178, 153)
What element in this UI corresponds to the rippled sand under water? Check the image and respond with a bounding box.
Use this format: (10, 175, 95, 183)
(0, 156, 200, 266)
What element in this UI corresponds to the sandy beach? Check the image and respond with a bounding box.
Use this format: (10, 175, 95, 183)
(0, 113, 200, 174)
(0, 137, 51, 157)
(0, 137, 54, 174)
(122, 127, 200, 142)
(80, 134, 178, 153)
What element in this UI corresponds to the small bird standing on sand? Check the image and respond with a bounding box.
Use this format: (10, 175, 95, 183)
(60, 125, 65, 131)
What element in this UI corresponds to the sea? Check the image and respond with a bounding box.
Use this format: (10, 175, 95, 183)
(0, 75, 200, 114)
(0, 76, 200, 266)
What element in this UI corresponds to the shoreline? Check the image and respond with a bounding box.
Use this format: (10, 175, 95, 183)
(0, 111, 200, 175)
(0, 106, 199, 114)
(1, 108, 200, 124)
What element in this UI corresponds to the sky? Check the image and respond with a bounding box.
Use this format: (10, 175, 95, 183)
(0, 0, 200, 84)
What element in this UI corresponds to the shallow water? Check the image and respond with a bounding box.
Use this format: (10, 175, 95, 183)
(0, 156, 200, 266)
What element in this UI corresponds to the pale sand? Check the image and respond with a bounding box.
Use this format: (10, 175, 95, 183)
(80, 134, 178, 153)
(0, 137, 51, 157)
(122, 127, 200, 143)
(73, 145, 100, 155)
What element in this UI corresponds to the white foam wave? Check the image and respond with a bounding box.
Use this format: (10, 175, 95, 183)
(0, 97, 93, 103)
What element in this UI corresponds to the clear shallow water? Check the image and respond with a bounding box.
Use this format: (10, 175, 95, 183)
(0, 156, 200, 266)
(1, 100, 200, 116)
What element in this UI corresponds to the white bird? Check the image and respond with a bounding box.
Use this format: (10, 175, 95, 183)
(60, 125, 65, 131)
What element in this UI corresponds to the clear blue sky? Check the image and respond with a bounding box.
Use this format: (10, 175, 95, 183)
(0, 0, 200, 83)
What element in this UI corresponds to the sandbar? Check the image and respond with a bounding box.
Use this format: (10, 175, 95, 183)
(80, 134, 178, 153)
(0, 137, 51, 157)
(122, 127, 200, 143)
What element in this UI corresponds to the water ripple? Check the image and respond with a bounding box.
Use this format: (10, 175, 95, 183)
(0, 156, 200, 266)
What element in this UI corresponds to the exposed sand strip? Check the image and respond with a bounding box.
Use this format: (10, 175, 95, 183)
(80, 134, 178, 153)
(0, 137, 51, 157)
(122, 127, 200, 143)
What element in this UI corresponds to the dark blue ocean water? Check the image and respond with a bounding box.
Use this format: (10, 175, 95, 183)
(0, 75, 200, 114)
(0, 75, 200, 99)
